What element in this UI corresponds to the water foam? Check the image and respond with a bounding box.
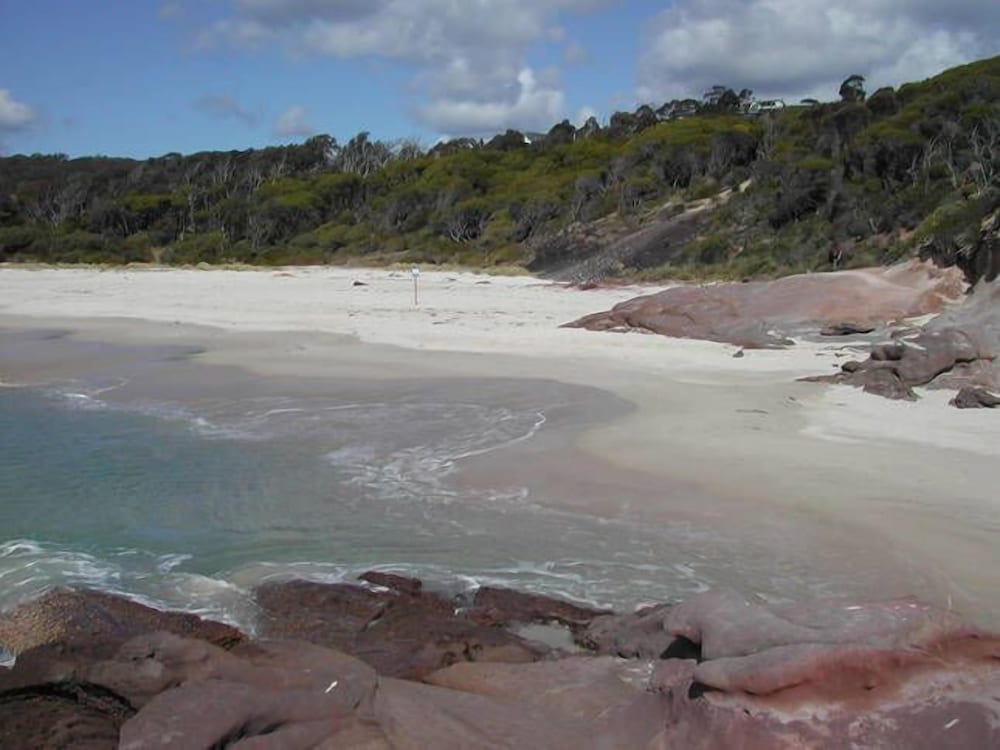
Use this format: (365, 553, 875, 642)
(0, 539, 257, 632)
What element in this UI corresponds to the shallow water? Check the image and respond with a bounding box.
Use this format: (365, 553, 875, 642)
(0, 327, 931, 638)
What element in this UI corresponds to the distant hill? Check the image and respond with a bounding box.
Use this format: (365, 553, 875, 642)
(1, 56, 997, 282)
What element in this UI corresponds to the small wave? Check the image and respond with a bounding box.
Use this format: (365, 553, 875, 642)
(0, 540, 257, 633)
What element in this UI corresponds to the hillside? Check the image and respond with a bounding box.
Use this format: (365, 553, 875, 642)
(1, 57, 997, 281)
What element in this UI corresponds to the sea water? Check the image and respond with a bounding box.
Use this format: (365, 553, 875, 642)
(0, 329, 898, 640)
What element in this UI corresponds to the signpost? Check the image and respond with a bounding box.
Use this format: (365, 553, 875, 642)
(411, 265, 420, 306)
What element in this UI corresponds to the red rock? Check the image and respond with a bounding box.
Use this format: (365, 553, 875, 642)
(469, 586, 612, 630)
(118, 679, 348, 750)
(566, 263, 965, 348)
(0, 589, 245, 693)
(255, 579, 547, 680)
(0, 588, 244, 659)
(425, 657, 668, 747)
(0, 682, 134, 750)
(359, 571, 423, 596)
(83, 632, 377, 711)
(576, 604, 677, 658)
(370, 677, 594, 749)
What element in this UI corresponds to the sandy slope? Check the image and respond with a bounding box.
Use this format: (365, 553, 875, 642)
(1, 265, 997, 625)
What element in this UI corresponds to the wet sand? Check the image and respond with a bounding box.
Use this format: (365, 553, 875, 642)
(1, 265, 997, 625)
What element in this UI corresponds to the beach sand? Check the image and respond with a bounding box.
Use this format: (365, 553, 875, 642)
(1, 265, 997, 625)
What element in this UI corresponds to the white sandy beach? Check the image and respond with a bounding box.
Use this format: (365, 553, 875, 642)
(1, 265, 998, 625)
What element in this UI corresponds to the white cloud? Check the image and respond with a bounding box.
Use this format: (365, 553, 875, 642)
(637, 0, 1000, 105)
(0, 89, 36, 131)
(196, 0, 617, 135)
(273, 105, 315, 137)
(417, 68, 564, 134)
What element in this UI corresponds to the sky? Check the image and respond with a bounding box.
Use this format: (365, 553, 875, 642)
(1, 0, 998, 159)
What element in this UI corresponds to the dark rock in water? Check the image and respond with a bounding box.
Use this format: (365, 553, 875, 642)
(255, 579, 547, 680)
(950, 386, 1000, 408)
(255, 580, 389, 650)
(352, 280, 367, 286)
(0, 588, 244, 659)
(468, 586, 612, 631)
(0, 590, 245, 695)
(820, 321, 876, 336)
(351, 595, 543, 680)
(576, 604, 677, 658)
(0, 682, 134, 750)
(732, 348, 745, 358)
(359, 570, 423, 596)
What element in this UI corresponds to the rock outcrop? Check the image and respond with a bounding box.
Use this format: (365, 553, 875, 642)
(951, 386, 1000, 408)
(565, 262, 964, 348)
(810, 280, 999, 401)
(1, 582, 997, 749)
(253, 578, 562, 680)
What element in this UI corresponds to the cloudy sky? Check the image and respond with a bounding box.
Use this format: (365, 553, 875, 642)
(1, 0, 997, 157)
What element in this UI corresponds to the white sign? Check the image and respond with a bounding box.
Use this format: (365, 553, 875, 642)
(411, 266, 420, 278)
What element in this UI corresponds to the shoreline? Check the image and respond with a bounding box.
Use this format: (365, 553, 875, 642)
(1, 265, 998, 627)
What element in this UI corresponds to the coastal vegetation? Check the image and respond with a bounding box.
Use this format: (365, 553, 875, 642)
(0, 57, 997, 280)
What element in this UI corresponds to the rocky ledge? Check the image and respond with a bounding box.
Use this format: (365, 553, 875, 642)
(807, 279, 1000, 404)
(563, 262, 964, 349)
(0, 577, 997, 749)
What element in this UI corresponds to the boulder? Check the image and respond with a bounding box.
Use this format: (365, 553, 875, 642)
(642, 591, 1000, 749)
(2, 585, 999, 749)
(254, 580, 389, 650)
(369, 677, 594, 749)
(565, 263, 964, 348)
(255, 579, 546, 680)
(468, 586, 612, 631)
(0, 588, 244, 690)
(359, 571, 423, 596)
(576, 604, 678, 658)
(0, 682, 134, 750)
(425, 657, 668, 747)
(83, 632, 377, 711)
(118, 679, 347, 750)
(950, 386, 1000, 408)
(807, 327, 992, 399)
(808, 279, 1000, 401)
(662, 591, 967, 662)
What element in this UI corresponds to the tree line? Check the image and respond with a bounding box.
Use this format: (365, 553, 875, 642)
(1, 60, 997, 278)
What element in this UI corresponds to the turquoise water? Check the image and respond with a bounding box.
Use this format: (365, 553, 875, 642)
(0, 330, 898, 638)
(0, 383, 716, 627)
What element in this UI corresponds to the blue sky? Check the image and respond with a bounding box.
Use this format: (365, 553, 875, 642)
(1, 1, 997, 158)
